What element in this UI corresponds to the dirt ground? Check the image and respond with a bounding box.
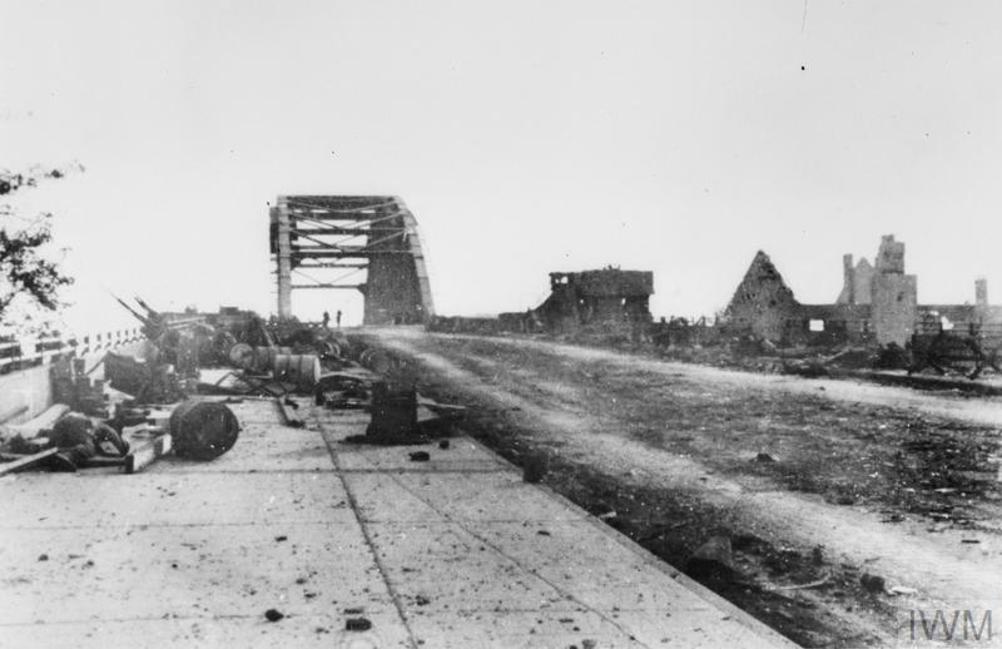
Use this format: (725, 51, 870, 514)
(362, 328, 1002, 648)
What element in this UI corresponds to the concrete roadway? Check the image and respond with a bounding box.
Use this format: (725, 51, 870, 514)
(0, 399, 797, 648)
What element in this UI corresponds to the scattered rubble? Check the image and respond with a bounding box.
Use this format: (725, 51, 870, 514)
(686, 535, 735, 580)
(522, 454, 549, 484)
(888, 585, 918, 596)
(859, 573, 886, 594)
(344, 617, 372, 632)
(379, 331, 1002, 647)
(1, 307, 471, 475)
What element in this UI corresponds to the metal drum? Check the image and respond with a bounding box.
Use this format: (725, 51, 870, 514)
(252, 346, 292, 372)
(272, 354, 321, 388)
(228, 343, 254, 368)
(169, 400, 240, 460)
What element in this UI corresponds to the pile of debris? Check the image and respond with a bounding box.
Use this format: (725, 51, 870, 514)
(0, 397, 239, 476)
(310, 342, 466, 444)
(0, 298, 253, 477)
(0, 300, 465, 477)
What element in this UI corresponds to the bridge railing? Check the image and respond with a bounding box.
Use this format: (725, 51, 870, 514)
(0, 327, 145, 374)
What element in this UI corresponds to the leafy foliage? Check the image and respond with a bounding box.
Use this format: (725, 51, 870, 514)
(0, 164, 80, 327)
(0, 215, 73, 316)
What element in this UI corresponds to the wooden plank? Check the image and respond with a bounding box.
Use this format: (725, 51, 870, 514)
(276, 398, 304, 428)
(124, 434, 172, 474)
(0, 448, 59, 476)
(80, 456, 126, 469)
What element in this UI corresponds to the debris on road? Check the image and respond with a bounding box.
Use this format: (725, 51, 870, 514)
(366, 381, 418, 442)
(687, 535, 735, 579)
(169, 400, 240, 461)
(859, 573, 886, 594)
(345, 617, 372, 632)
(766, 571, 831, 592)
(888, 585, 919, 596)
(0, 399, 238, 475)
(522, 454, 549, 483)
(276, 397, 304, 428)
(0, 448, 60, 476)
(123, 432, 172, 474)
(373, 331, 1002, 647)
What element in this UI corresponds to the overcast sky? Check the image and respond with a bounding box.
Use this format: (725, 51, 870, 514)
(2, 1, 1001, 330)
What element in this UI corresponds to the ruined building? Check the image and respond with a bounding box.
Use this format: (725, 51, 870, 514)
(836, 235, 917, 345)
(722, 235, 998, 347)
(533, 268, 654, 332)
(721, 251, 801, 343)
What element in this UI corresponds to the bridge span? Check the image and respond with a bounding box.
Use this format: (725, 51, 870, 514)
(271, 195, 435, 325)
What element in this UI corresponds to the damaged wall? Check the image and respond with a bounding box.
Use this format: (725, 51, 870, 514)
(721, 251, 801, 343)
(534, 268, 653, 332)
(836, 256, 873, 305)
(725, 235, 998, 348)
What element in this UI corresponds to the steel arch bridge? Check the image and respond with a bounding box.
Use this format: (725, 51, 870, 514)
(270, 195, 435, 325)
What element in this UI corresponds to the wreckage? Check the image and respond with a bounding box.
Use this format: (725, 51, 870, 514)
(0, 289, 462, 478)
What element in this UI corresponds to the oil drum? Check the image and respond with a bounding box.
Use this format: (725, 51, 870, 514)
(252, 346, 292, 372)
(272, 354, 321, 388)
(169, 400, 240, 460)
(228, 343, 254, 368)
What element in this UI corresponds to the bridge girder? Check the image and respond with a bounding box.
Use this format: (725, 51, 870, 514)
(270, 195, 435, 325)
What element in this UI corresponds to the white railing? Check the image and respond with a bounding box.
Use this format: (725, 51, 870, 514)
(0, 327, 145, 373)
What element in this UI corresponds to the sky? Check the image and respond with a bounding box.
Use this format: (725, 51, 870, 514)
(2, 0, 1001, 331)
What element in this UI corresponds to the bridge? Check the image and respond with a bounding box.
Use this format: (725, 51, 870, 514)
(270, 195, 435, 325)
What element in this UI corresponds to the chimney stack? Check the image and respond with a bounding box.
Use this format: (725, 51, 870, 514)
(976, 277, 988, 308)
(843, 254, 855, 304)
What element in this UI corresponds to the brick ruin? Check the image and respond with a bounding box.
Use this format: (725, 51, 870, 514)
(720, 251, 801, 343)
(721, 235, 1001, 347)
(429, 267, 654, 336)
(532, 268, 654, 332)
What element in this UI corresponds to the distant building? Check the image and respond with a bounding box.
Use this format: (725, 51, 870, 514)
(533, 267, 654, 332)
(721, 235, 999, 347)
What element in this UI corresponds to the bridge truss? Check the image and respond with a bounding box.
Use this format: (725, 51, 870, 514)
(270, 195, 434, 325)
